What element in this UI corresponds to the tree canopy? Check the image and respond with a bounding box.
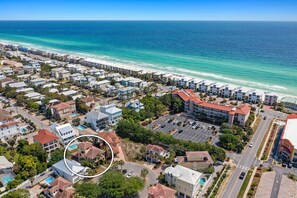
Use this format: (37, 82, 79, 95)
(2, 189, 30, 198)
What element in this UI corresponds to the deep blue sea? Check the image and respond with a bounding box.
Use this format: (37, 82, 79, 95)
(0, 21, 296, 96)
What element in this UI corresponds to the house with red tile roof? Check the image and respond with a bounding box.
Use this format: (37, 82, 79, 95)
(176, 151, 214, 170)
(98, 131, 120, 156)
(33, 129, 60, 153)
(50, 101, 76, 120)
(80, 97, 95, 107)
(148, 183, 177, 198)
(77, 141, 105, 161)
(146, 144, 169, 163)
(173, 89, 251, 126)
(43, 176, 75, 198)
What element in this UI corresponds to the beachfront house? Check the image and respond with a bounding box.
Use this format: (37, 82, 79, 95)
(248, 89, 264, 104)
(85, 110, 109, 131)
(198, 80, 212, 93)
(33, 129, 60, 153)
(51, 123, 76, 146)
(233, 87, 250, 101)
(264, 92, 279, 106)
(177, 77, 193, 89)
(99, 104, 122, 125)
(164, 165, 202, 198)
(208, 82, 225, 96)
(220, 85, 237, 98)
(52, 159, 87, 183)
(188, 79, 202, 91)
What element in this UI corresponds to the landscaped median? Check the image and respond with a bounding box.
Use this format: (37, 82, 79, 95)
(256, 119, 275, 159)
(237, 168, 254, 198)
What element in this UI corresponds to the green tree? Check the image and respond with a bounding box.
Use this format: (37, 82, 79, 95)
(2, 189, 30, 198)
(6, 179, 23, 190)
(48, 148, 70, 166)
(219, 133, 243, 153)
(141, 168, 149, 179)
(74, 181, 100, 198)
(75, 98, 90, 114)
(118, 160, 125, 171)
(20, 143, 47, 162)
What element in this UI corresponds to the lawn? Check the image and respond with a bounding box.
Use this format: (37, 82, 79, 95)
(256, 119, 274, 158)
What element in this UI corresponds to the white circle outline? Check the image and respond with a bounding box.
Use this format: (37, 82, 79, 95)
(63, 134, 114, 178)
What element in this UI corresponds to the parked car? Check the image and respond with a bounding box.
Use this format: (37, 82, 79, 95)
(282, 163, 287, 168)
(239, 172, 246, 179)
(161, 124, 166, 128)
(249, 142, 254, 148)
(178, 129, 183, 133)
(263, 116, 267, 120)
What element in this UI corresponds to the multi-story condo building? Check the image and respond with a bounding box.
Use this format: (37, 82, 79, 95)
(208, 82, 225, 96)
(33, 129, 60, 153)
(233, 87, 250, 101)
(220, 85, 237, 98)
(279, 114, 297, 167)
(248, 89, 264, 104)
(165, 165, 202, 198)
(198, 80, 213, 93)
(264, 92, 279, 106)
(188, 79, 202, 91)
(177, 77, 194, 89)
(173, 89, 251, 126)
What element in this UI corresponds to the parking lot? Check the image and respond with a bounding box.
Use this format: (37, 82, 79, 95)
(147, 114, 220, 144)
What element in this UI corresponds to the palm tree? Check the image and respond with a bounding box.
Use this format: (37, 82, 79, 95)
(118, 160, 125, 170)
(141, 168, 149, 179)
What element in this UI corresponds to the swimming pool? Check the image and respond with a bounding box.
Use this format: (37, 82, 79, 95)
(20, 128, 26, 134)
(71, 113, 79, 117)
(68, 144, 78, 150)
(44, 176, 55, 184)
(1, 175, 13, 186)
(77, 125, 87, 131)
(199, 178, 206, 186)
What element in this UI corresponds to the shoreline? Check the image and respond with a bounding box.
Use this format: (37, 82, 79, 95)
(1, 39, 296, 99)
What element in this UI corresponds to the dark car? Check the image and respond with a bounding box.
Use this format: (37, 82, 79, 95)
(122, 169, 127, 174)
(239, 172, 246, 179)
(161, 124, 166, 128)
(177, 121, 182, 126)
(178, 130, 183, 133)
(192, 122, 197, 126)
(263, 116, 267, 120)
(282, 163, 287, 168)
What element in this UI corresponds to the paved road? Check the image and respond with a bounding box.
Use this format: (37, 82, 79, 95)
(8, 105, 50, 130)
(222, 111, 278, 198)
(121, 162, 158, 198)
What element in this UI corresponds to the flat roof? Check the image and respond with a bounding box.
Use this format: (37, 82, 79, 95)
(283, 115, 297, 147)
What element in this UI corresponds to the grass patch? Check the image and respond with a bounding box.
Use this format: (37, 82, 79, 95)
(247, 167, 270, 198)
(237, 168, 254, 198)
(261, 124, 278, 160)
(252, 115, 262, 132)
(256, 119, 274, 158)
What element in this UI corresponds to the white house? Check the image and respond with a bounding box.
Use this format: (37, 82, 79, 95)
(146, 144, 168, 157)
(52, 159, 87, 183)
(264, 92, 279, 106)
(188, 78, 202, 91)
(198, 80, 213, 93)
(177, 77, 193, 89)
(51, 123, 76, 146)
(8, 81, 27, 89)
(125, 99, 144, 112)
(0, 110, 19, 140)
(248, 89, 264, 104)
(220, 85, 237, 98)
(208, 82, 225, 96)
(24, 92, 44, 100)
(85, 110, 109, 131)
(0, 156, 13, 172)
(30, 78, 47, 86)
(233, 87, 250, 101)
(165, 165, 202, 198)
(99, 104, 122, 125)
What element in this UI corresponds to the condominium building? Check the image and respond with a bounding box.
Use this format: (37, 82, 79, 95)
(173, 89, 251, 126)
(264, 92, 279, 106)
(248, 90, 264, 104)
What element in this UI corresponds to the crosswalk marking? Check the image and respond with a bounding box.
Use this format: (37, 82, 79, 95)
(237, 165, 249, 171)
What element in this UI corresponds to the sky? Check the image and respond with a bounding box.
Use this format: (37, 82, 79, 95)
(0, 0, 297, 21)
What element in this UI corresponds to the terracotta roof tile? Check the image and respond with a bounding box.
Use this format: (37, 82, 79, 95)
(148, 184, 176, 198)
(33, 129, 58, 145)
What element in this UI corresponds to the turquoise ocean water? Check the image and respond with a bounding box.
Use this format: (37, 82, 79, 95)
(0, 21, 296, 96)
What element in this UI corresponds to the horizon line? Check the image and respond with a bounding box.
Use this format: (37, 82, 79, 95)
(0, 19, 296, 22)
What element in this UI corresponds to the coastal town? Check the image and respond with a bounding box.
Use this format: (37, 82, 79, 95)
(0, 42, 297, 198)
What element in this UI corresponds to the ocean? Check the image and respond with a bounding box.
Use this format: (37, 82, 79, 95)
(0, 21, 296, 97)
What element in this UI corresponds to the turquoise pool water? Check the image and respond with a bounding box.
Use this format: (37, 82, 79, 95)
(44, 176, 55, 184)
(1, 175, 13, 185)
(199, 178, 206, 186)
(77, 125, 87, 131)
(20, 128, 26, 134)
(68, 144, 78, 150)
(71, 113, 79, 117)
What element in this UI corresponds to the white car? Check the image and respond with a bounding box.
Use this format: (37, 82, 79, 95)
(249, 142, 253, 148)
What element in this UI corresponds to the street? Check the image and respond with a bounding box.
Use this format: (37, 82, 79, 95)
(222, 109, 286, 198)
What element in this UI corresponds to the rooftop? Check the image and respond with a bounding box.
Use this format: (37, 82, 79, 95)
(165, 165, 202, 185)
(283, 114, 297, 147)
(33, 129, 59, 145)
(148, 184, 176, 198)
